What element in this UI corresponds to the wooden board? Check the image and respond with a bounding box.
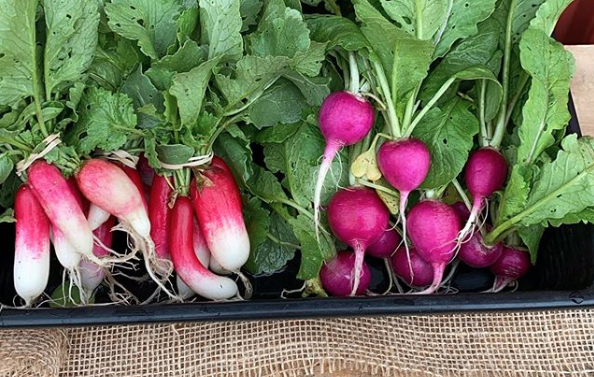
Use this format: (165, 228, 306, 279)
(566, 45, 594, 136)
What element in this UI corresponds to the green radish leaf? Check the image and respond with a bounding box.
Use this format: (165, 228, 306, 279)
(263, 143, 286, 173)
(0, 172, 21, 208)
(380, 0, 450, 40)
(88, 35, 140, 90)
(43, 0, 100, 96)
(146, 40, 207, 90)
(0, 208, 15, 223)
(169, 58, 219, 126)
(120, 65, 165, 112)
(66, 87, 138, 154)
(283, 72, 331, 107)
(176, 0, 199, 43)
(0, 153, 14, 185)
(491, 0, 546, 46)
(496, 164, 532, 224)
(433, 0, 498, 58)
(50, 280, 95, 308)
(413, 99, 479, 189)
(245, 208, 300, 276)
(252, 122, 302, 144)
(529, 0, 575, 36)
(0, 0, 39, 107)
(156, 144, 195, 165)
(306, 14, 368, 51)
(290, 214, 335, 280)
(199, 0, 243, 61)
(290, 41, 326, 78)
(517, 28, 574, 165)
(246, 165, 289, 203)
(518, 225, 544, 264)
(240, 0, 263, 32)
(105, 0, 181, 60)
(247, 79, 308, 129)
(547, 208, 594, 227)
(213, 131, 254, 182)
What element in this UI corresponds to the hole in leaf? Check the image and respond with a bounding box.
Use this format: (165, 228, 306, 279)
(66, 14, 72, 19)
(0, 53, 4, 59)
(465, 3, 469, 7)
(115, 23, 121, 27)
(137, 19, 145, 27)
(130, 5, 136, 10)
(442, 139, 448, 145)
(402, 16, 412, 25)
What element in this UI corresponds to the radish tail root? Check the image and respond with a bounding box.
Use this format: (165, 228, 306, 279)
(382, 257, 393, 295)
(492, 277, 512, 293)
(236, 271, 253, 300)
(350, 242, 366, 296)
(457, 198, 483, 244)
(314, 142, 341, 241)
(412, 263, 446, 295)
(399, 191, 414, 285)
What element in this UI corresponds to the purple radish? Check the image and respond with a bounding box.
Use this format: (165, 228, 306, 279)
(367, 228, 401, 259)
(459, 147, 508, 241)
(320, 250, 372, 297)
(451, 201, 471, 223)
(314, 91, 375, 237)
(407, 200, 461, 294)
(459, 231, 503, 268)
(391, 246, 434, 288)
(327, 187, 389, 296)
(490, 246, 531, 292)
(377, 137, 430, 274)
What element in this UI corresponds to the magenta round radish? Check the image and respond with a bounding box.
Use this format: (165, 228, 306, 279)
(313, 91, 375, 238)
(459, 148, 508, 240)
(451, 202, 470, 223)
(327, 187, 389, 295)
(407, 200, 461, 294)
(491, 246, 531, 292)
(459, 231, 503, 268)
(367, 228, 401, 259)
(391, 247, 434, 288)
(320, 251, 372, 297)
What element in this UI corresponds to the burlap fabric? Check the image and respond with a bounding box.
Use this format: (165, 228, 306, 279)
(2, 309, 594, 376)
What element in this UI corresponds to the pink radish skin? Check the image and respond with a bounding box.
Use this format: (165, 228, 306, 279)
(314, 91, 375, 237)
(391, 247, 434, 288)
(52, 177, 86, 272)
(320, 251, 371, 297)
(459, 231, 503, 268)
(14, 186, 51, 307)
(80, 216, 116, 293)
(367, 228, 401, 259)
(407, 200, 461, 294)
(117, 164, 149, 212)
(176, 217, 211, 299)
(377, 138, 430, 270)
(27, 160, 94, 263)
(327, 187, 389, 295)
(491, 246, 531, 292)
(149, 175, 173, 260)
(190, 156, 249, 272)
(87, 204, 111, 231)
(451, 202, 470, 223)
(459, 148, 508, 240)
(170, 196, 237, 300)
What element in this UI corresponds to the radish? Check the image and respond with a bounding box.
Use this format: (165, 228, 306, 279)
(190, 156, 249, 272)
(367, 228, 401, 259)
(27, 160, 96, 264)
(80, 216, 116, 293)
(327, 187, 389, 295)
(320, 250, 371, 297)
(490, 246, 531, 292)
(76, 158, 173, 296)
(459, 147, 508, 241)
(176, 216, 211, 299)
(13, 186, 51, 307)
(377, 138, 431, 267)
(149, 174, 173, 260)
(407, 200, 461, 294)
(313, 91, 375, 237)
(87, 204, 111, 231)
(117, 164, 149, 212)
(391, 246, 434, 288)
(459, 231, 503, 268)
(170, 196, 238, 300)
(451, 201, 471, 223)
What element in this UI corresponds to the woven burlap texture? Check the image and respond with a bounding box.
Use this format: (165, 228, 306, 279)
(3, 308, 594, 376)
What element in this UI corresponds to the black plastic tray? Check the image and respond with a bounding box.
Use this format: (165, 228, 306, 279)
(1, 94, 593, 328)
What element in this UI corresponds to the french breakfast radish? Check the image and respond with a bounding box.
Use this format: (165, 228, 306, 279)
(320, 250, 371, 297)
(327, 187, 389, 295)
(176, 216, 211, 299)
(27, 160, 96, 264)
(459, 147, 508, 241)
(314, 91, 375, 237)
(170, 196, 238, 300)
(87, 204, 111, 231)
(14, 186, 51, 307)
(190, 156, 249, 272)
(407, 200, 461, 294)
(117, 164, 149, 212)
(149, 174, 173, 260)
(80, 216, 116, 293)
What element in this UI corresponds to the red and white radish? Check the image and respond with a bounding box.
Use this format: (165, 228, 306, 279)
(80, 216, 116, 293)
(149, 174, 173, 260)
(14, 186, 51, 307)
(407, 200, 461, 294)
(459, 147, 508, 240)
(117, 164, 149, 212)
(87, 204, 111, 231)
(190, 156, 249, 272)
(314, 91, 375, 237)
(170, 196, 238, 300)
(176, 216, 211, 298)
(27, 160, 96, 264)
(391, 246, 434, 288)
(320, 250, 372, 297)
(490, 246, 531, 292)
(327, 187, 389, 295)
